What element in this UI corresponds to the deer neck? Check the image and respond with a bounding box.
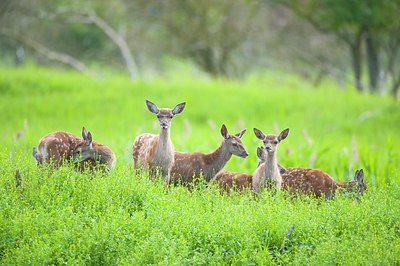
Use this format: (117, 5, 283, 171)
(158, 128, 172, 150)
(203, 142, 232, 180)
(263, 151, 281, 188)
(336, 181, 357, 191)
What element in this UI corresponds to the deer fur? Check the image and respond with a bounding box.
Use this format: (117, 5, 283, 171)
(212, 147, 266, 193)
(132, 100, 186, 184)
(282, 168, 367, 198)
(252, 128, 289, 191)
(32, 131, 83, 167)
(170, 124, 248, 185)
(73, 127, 116, 171)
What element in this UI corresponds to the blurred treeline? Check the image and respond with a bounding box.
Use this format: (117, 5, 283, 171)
(1, 0, 399, 97)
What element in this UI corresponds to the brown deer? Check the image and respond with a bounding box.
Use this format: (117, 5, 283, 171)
(132, 99, 186, 185)
(282, 168, 367, 198)
(33, 130, 83, 167)
(73, 127, 116, 171)
(170, 124, 248, 186)
(212, 147, 266, 193)
(252, 128, 289, 191)
(253, 128, 367, 198)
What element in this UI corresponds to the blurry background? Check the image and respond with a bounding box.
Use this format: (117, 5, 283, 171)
(1, 0, 400, 98)
(1, 3, 400, 263)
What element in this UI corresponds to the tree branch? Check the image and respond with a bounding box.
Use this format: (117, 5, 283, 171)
(0, 28, 86, 72)
(60, 9, 138, 80)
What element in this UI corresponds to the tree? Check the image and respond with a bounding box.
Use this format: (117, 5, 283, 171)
(276, 0, 400, 95)
(153, 0, 260, 77)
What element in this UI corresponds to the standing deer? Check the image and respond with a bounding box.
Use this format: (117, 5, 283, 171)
(73, 127, 116, 171)
(33, 130, 83, 167)
(170, 124, 248, 186)
(252, 128, 289, 191)
(282, 168, 366, 198)
(132, 99, 186, 185)
(212, 147, 266, 193)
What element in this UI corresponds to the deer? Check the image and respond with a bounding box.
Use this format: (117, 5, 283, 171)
(252, 128, 290, 192)
(282, 168, 367, 198)
(132, 99, 186, 185)
(33, 130, 83, 167)
(170, 124, 248, 186)
(212, 147, 266, 193)
(253, 127, 367, 198)
(73, 127, 116, 172)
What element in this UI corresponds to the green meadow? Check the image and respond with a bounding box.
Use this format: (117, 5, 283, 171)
(1, 67, 399, 265)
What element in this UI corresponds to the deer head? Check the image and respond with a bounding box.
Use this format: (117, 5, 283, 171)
(73, 127, 94, 163)
(354, 169, 367, 195)
(257, 146, 267, 163)
(221, 124, 248, 158)
(253, 128, 289, 154)
(146, 100, 186, 129)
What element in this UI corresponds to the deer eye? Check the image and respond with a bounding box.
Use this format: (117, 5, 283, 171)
(157, 115, 161, 119)
(232, 142, 238, 147)
(273, 140, 278, 144)
(170, 115, 173, 119)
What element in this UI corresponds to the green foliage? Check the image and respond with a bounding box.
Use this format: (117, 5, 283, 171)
(0, 67, 399, 264)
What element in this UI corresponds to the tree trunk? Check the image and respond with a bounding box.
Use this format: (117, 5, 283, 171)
(350, 31, 363, 91)
(392, 77, 400, 98)
(365, 28, 379, 92)
(385, 38, 400, 98)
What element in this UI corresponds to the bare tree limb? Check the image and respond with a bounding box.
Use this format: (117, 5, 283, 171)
(60, 9, 138, 80)
(0, 28, 86, 72)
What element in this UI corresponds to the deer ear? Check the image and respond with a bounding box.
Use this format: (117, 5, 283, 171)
(235, 129, 246, 139)
(82, 127, 88, 139)
(146, 100, 159, 114)
(172, 102, 186, 115)
(86, 132, 93, 145)
(357, 169, 364, 183)
(257, 147, 263, 159)
(278, 128, 289, 142)
(221, 124, 228, 139)
(253, 128, 265, 140)
(354, 169, 359, 181)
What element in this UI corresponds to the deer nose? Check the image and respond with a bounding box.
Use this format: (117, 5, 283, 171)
(266, 146, 272, 152)
(160, 121, 168, 128)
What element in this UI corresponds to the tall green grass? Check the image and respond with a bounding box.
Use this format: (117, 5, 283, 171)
(0, 66, 399, 264)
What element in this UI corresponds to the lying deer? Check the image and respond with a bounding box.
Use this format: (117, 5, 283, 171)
(133, 99, 186, 185)
(73, 127, 116, 171)
(170, 124, 248, 186)
(282, 168, 366, 198)
(252, 128, 289, 191)
(33, 130, 83, 167)
(212, 147, 266, 193)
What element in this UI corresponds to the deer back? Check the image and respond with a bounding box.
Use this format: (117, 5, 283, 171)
(212, 171, 252, 193)
(33, 131, 82, 167)
(282, 168, 339, 197)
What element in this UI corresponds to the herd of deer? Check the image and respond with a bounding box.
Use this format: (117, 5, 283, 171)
(32, 100, 367, 198)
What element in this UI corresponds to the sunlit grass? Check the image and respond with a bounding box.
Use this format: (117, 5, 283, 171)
(0, 66, 399, 264)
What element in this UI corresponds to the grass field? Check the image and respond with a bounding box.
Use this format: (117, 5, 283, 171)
(1, 66, 399, 264)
